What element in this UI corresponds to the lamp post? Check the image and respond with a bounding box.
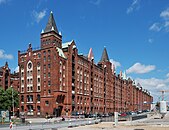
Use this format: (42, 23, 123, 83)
(11, 85, 14, 117)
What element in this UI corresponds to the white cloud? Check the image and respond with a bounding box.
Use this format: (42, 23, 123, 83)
(32, 9, 47, 23)
(110, 59, 121, 69)
(166, 73, 169, 78)
(136, 77, 169, 102)
(126, 63, 156, 74)
(160, 8, 169, 20)
(90, 0, 102, 6)
(14, 66, 19, 73)
(148, 38, 154, 43)
(0, 49, 13, 59)
(150, 7, 169, 33)
(149, 23, 162, 32)
(164, 21, 169, 32)
(0, 0, 7, 4)
(126, 0, 141, 14)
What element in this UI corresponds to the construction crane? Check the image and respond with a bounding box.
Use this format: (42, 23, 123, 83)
(159, 90, 169, 101)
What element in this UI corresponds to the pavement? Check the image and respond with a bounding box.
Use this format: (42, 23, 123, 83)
(1, 112, 169, 130)
(59, 122, 169, 130)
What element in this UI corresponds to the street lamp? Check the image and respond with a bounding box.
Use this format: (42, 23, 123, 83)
(11, 85, 14, 117)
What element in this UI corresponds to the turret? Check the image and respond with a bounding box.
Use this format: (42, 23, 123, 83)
(41, 11, 62, 49)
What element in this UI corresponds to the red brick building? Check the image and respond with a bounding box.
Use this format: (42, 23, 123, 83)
(0, 62, 19, 91)
(18, 12, 153, 117)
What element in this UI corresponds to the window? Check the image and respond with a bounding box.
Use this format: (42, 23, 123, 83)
(48, 50, 51, 54)
(30, 79, 33, 84)
(48, 55, 51, 61)
(43, 51, 46, 55)
(37, 62, 40, 67)
(44, 65, 46, 71)
(28, 63, 32, 69)
(21, 87, 24, 92)
(48, 64, 51, 68)
(38, 53, 41, 59)
(48, 90, 51, 94)
(37, 106, 40, 112)
(21, 72, 24, 77)
(37, 86, 40, 91)
(27, 87, 29, 92)
(27, 79, 30, 84)
(30, 71, 32, 76)
(44, 56, 46, 62)
(38, 70, 40, 75)
(30, 86, 33, 91)
(48, 72, 50, 78)
(27, 105, 33, 112)
(45, 101, 49, 106)
(44, 73, 46, 78)
(27, 95, 33, 102)
(21, 106, 24, 112)
(21, 95, 24, 102)
(37, 94, 40, 102)
(48, 81, 51, 86)
(21, 80, 24, 85)
(38, 78, 40, 83)
(27, 71, 30, 77)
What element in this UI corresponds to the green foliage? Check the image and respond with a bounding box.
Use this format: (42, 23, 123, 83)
(0, 87, 19, 110)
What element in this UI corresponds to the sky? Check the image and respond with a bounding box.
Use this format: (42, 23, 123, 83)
(0, 0, 169, 102)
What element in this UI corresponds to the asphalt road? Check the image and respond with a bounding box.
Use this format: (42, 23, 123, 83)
(1, 112, 169, 130)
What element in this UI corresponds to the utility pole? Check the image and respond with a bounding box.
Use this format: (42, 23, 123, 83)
(11, 86, 14, 117)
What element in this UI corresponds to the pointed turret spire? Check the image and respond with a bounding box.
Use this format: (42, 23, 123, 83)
(123, 71, 127, 80)
(5, 61, 8, 67)
(112, 64, 115, 74)
(100, 47, 109, 62)
(41, 29, 44, 33)
(44, 11, 59, 33)
(88, 48, 94, 61)
(120, 71, 123, 78)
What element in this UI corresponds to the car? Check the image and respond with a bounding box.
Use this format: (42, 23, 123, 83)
(126, 112, 132, 116)
(136, 110, 142, 114)
(120, 112, 127, 117)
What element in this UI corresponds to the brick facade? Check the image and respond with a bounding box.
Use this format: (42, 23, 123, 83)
(0, 62, 19, 91)
(18, 12, 153, 117)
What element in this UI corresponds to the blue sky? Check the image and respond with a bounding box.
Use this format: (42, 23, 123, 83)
(0, 0, 169, 102)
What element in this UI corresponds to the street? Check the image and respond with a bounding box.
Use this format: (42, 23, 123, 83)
(1, 112, 169, 130)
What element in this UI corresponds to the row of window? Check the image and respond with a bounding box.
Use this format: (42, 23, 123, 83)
(21, 94, 40, 102)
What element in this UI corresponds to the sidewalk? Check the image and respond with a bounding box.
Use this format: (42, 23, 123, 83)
(58, 122, 169, 130)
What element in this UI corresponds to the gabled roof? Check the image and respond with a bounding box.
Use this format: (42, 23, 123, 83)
(62, 40, 76, 49)
(62, 40, 73, 48)
(44, 11, 59, 34)
(56, 47, 67, 59)
(100, 47, 109, 62)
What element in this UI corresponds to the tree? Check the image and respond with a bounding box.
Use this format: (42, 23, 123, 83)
(0, 87, 19, 111)
(0, 87, 5, 109)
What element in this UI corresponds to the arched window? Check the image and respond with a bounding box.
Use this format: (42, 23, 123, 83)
(37, 94, 40, 102)
(21, 106, 24, 112)
(37, 106, 40, 112)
